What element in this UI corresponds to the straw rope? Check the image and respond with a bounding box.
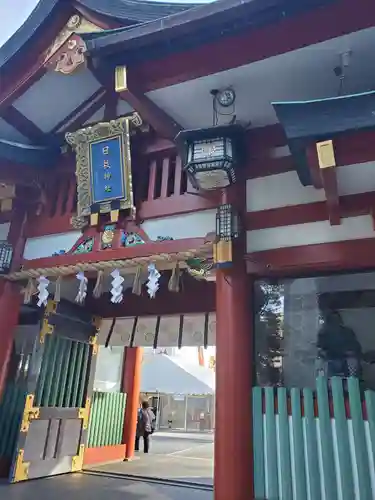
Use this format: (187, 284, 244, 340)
(5, 245, 212, 282)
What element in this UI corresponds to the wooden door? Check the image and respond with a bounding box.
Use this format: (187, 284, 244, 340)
(9, 301, 100, 483)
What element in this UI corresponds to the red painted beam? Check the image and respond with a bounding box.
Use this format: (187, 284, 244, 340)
(22, 237, 211, 270)
(246, 237, 375, 275)
(245, 191, 375, 230)
(133, 0, 375, 92)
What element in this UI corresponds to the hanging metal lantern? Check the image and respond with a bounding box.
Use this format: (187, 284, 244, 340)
(0, 242, 13, 274)
(175, 124, 245, 191)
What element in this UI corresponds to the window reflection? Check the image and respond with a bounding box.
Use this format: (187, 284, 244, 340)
(93, 346, 124, 392)
(254, 273, 375, 390)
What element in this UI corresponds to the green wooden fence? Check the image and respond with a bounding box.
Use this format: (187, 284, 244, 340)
(253, 377, 375, 500)
(87, 391, 126, 448)
(35, 335, 91, 408)
(0, 383, 26, 460)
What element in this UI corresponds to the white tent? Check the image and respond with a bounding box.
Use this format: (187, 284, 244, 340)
(141, 352, 215, 395)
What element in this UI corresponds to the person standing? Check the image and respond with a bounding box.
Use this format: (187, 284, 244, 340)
(135, 401, 155, 453)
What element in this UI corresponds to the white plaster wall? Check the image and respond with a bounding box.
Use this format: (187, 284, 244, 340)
(247, 162, 375, 212)
(0, 222, 10, 241)
(141, 210, 216, 240)
(247, 215, 374, 252)
(23, 231, 81, 260)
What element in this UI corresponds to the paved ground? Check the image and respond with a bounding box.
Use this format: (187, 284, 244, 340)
(86, 431, 214, 486)
(0, 473, 213, 500)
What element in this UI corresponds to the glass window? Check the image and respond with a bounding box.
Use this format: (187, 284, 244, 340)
(254, 272, 375, 390)
(93, 346, 124, 392)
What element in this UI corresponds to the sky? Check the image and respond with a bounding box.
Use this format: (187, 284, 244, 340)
(0, 0, 214, 47)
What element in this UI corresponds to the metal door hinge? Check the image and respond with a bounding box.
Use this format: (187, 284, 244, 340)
(39, 319, 54, 344)
(72, 444, 85, 472)
(20, 394, 40, 433)
(78, 397, 91, 429)
(11, 449, 29, 483)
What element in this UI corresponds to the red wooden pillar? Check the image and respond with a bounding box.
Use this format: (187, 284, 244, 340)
(214, 263, 254, 500)
(0, 281, 22, 398)
(122, 346, 143, 460)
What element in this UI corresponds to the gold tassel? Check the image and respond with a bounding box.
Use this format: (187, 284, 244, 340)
(168, 262, 180, 292)
(23, 278, 35, 304)
(132, 266, 142, 295)
(54, 276, 62, 303)
(93, 270, 104, 299)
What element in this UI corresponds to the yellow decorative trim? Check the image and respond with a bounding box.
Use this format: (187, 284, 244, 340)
(12, 449, 29, 483)
(78, 398, 91, 430)
(72, 444, 85, 472)
(115, 66, 128, 93)
(316, 140, 336, 169)
(45, 300, 58, 317)
(44, 14, 103, 62)
(20, 394, 40, 433)
(39, 319, 54, 344)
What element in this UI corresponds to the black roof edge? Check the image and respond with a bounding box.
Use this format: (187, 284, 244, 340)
(84, 0, 333, 58)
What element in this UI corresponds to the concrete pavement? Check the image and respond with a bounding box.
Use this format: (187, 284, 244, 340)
(86, 431, 214, 486)
(0, 473, 212, 500)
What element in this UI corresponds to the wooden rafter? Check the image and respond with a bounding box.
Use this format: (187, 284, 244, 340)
(1, 106, 46, 144)
(114, 66, 182, 139)
(103, 92, 119, 121)
(306, 142, 340, 226)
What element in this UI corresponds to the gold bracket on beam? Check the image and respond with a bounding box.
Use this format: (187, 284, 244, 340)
(39, 319, 54, 344)
(316, 140, 336, 169)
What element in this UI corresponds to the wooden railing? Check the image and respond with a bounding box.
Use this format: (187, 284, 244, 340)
(137, 152, 220, 220)
(26, 172, 77, 238)
(25, 150, 220, 238)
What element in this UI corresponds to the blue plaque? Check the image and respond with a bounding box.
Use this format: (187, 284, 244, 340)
(66, 115, 142, 221)
(89, 136, 126, 204)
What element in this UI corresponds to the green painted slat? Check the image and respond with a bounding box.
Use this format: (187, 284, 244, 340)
(49, 336, 64, 407)
(101, 392, 111, 446)
(56, 339, 71, 407)
(77, 343, 90, 409)
(87, 391, 97, 447)
(264, 387, 278, 498)
(35, 335, 51, 406)
(112, 394, 120, 446)
(97, 393, 107, 447)
(92, 392, 104, 447)
(6, 386, 25, 458)
(108, 394, 116, 445)
(64, 341, 78, 407)
(348, 377, 372, 500)
(0, 383, 12, 455)
(42, 336, 59, 406)
(364, 390, 375, 477)
(316, 376, 337, 500)
(115, 393, 126, 445)
(70, 342, 85, 407)
(277, 387, 292, 500)
(291, 388, 307, 499)
(330, 377, 354, 499)
(303, 388, 320, 500)
(252, 387, 265, 499)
